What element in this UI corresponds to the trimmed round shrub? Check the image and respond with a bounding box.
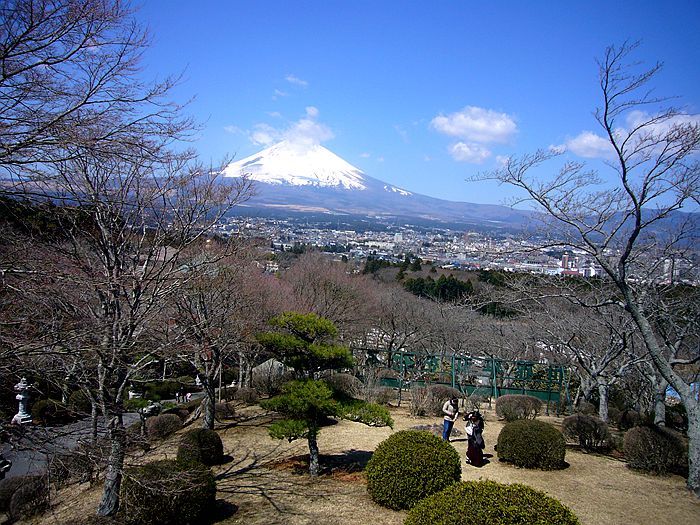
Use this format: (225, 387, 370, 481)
(623, 424, 687, 474)
(497, 419, 566, 470)
(323, 373, 363, 398)
(8, 476, 48, 521)
(234, 386, 259, 404)
(495, 394, 542, 421)
(405, 480, 580, 525)
(575, 400, 596, 416)
(215, 401, 236, 420)
(145, 413, 183, 440)
(562, 414, 610, 451)
(366, 430, 461, 510)
(121, 460, 216, 525)
(177, 428, 224, 466)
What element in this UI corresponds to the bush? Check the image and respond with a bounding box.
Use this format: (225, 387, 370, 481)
(428, 385, 462, 416)
(0, 476, 34, 512)
(497, 419, 566, 470)
(366, 386, 395, 405)
(121, 460, 215, 525)
(561, 414, 610, 451)
(324, 373, 363, 398)
(68, 390, 92, 414)
(366, 430, 461, 510)
(31, 398, 75, 425)
(665, 403, 688, 432)
(177, 428, 224, 466)
(607, 406, 621, 426)
(409, 386, 433, 416)
(617, 409, 641, 431)
(4, 476, 48, 521)
(405, 480, 580, 525)
(575, 400, 596, 415)
(49, 444, 103, 487)
(234, 386, 259, 404)
(495, 394, 542, 421)
(623, 424, 687, 475)
(145, 413, 183, 440)
(215, 401, 236, 420)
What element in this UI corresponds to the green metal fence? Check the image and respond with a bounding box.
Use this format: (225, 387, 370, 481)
(355, 348, 570, 414)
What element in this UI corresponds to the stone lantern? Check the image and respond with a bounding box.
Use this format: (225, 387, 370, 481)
(11, 377, 33, 425)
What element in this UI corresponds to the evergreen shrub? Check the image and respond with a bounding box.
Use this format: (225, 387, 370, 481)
(145, 413, 182, 440)
(497, 419, 566, 470)
(404, 480, 580, 525)
(365, 430, 460, 510)
(665, 404, 688, 432)
(607, 407, 621, 427)
(495, 394, 542, 421)
(121, 460, 215, 525)
(561, 414, 610, 451)
(623, 424, 687, 475)
(177, 428, 224, 466)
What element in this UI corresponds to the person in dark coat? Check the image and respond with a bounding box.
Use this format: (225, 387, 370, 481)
(464, 411, 485, 466)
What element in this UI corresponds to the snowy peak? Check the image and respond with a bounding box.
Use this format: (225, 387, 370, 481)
(223, 141, 368, 190)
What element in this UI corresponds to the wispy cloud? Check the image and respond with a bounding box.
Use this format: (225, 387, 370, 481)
(223, 125, 243, 134)
(285, 74, 308, 87)
(394, 124, 409, 143)
(272, 89, 289, 100)
(360, 152, 371, 158)
(430, 105, 517, 163)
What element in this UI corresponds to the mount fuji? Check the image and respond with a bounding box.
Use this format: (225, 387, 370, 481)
(222, 141, 530, 230)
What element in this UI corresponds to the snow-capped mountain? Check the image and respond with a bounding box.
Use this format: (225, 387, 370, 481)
(222, 141, 530, 230)
(224, 140, 412, 194)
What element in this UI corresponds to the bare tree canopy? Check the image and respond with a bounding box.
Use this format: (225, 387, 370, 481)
(481, 42, 700, 496)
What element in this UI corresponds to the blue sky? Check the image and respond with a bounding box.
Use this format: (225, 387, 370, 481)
(137, 1, 700, 205)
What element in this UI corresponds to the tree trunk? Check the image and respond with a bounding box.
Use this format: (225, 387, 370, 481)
(653, 377, 668, 426)
(202, 378, 216, 430)
(686, 405, 700, 497)
(91, 402, 99, 445)
(308, 429, 320, 477)
(597, 381, 609, 423)
(97, 416, 126, 516)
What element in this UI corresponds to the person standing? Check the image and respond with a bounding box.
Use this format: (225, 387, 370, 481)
(465, 411, 485, 466)
(442, 397, 459, 441)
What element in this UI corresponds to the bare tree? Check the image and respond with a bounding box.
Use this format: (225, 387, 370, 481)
(482, 42, 700, 495)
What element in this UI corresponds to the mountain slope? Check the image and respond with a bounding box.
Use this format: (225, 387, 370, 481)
(223, 141, 530, 229)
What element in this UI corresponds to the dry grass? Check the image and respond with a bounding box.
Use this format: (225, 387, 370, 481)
(24, 404, 700, 525)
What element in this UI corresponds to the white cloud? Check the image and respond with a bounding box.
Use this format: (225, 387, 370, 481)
(285, 74, 308, 87)
(360, 152, 371, 158)
(266, 111, 282, 118)
(625, 110, 700, 137)
(431, 106, 517, 144)
(250, 123, 281, 146)
(562, 131, 614, 159)
(249, 108, 333, 148)
(223, 125, 243, 134)
(495, 155, 509, 167)
(377, 156, 385, 163)
(449, 142, 491, 163)
(423, 155, 432, 162)
(394, 125, 409, 143)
